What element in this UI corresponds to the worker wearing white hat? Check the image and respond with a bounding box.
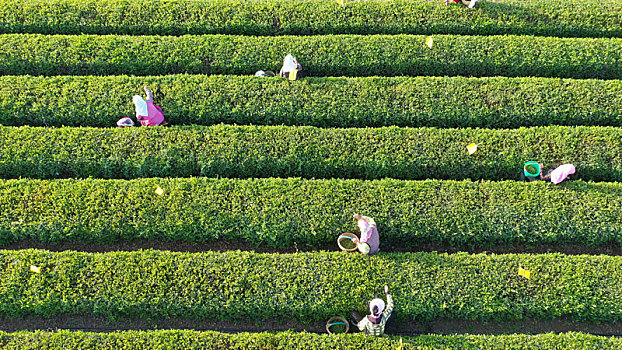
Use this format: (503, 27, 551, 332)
(351, 285, 395, 336)
(279, 54, 306, 80)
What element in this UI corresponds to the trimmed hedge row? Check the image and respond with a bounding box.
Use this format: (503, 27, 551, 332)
(1, 178, 621, 248)
(1, 249, 622, 322)
(2, 75, 622, 128)
(0, 0, 621, 37)
(0, 34, 621, 79)
(1, 125, 621, 182)
(1, 331, 621, 350)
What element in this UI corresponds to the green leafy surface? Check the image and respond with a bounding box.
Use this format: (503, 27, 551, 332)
(1, 330, 622, 350)
(1, 75, 621, 128)
(1, 250, 621, 322)
(0, 125, 620, 181)
(0, 178, 620, 248)
(0, 34, 621, 78)
(0, 0, 620, 37)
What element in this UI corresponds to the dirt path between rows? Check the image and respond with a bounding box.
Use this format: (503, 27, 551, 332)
(1, 315, 622, 336)
(3, 239, 622, 256)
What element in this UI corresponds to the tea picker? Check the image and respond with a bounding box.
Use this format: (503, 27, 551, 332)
(350, 285, 395, 336)
(117, 86, 167, 127)
(254, 54, 306, 80)
(134, 86, 167, 126)
(550, 164, 576, 184)
(337, 214, 380, 256)
(521, 161, 576, 184)
(279, 54, 306, 80)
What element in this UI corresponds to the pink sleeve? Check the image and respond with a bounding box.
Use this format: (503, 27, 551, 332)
(358, 219, 372, 241)
(363, 229, 372, 242)
(357, 219, 368, 232)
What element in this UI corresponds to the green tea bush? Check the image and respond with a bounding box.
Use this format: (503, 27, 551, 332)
(0, 125, 620, 182)
(0, 178, 620, 248)
(0, 0, 620, 37)
(0, 34, 620, 78)
(1, 250, 621, 322)
(1, 330, 621, 350)
(2, 75, 621, 128)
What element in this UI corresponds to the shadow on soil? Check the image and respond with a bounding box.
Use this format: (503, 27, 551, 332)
(2, 315, 622, 336)
(2, 239, 622, 256)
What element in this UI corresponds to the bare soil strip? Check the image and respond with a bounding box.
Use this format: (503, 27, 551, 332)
(1, 315, 622, 336)
(2, 239, 621, 256)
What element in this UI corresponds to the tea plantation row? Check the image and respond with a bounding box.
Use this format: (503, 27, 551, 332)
(1, 249, 621, 322)
(1, 125, 620, 181)
(2, 75, 621, 128)
(1, 0, 620, 37)
(1, 330, 621, 350)
(1, 34, 621, 78)
(1, 178, 620, 248)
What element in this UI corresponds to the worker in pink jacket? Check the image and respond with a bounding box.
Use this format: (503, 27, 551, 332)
(133, 86, 167, 126)
(521, 162, 576, 184)
(353, 214, 380, 256)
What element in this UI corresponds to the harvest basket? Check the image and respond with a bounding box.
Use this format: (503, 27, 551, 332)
(524, 161, 541, 177)
(337, 233, 359, 252)
(326, 316, 350, 334)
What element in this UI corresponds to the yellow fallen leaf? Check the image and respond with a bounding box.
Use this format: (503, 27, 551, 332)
(338, 0, 345, 6)
(30, 265, 40, 274)
(467, 143, 479, 155)
(426, 36, 434, 49)
(155, 186, 164, 196)
(518, 267, 531, 279)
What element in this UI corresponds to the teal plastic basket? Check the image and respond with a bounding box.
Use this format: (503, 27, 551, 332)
(523, 161, 541, 177)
